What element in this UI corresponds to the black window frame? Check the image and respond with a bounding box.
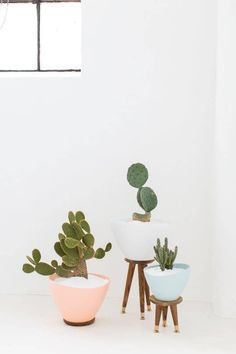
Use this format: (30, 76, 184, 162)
(0, 0, 81, 73)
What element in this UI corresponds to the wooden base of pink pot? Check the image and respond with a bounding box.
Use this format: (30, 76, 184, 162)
(64, 318, 95, 326)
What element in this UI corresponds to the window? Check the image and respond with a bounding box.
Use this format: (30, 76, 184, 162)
(0, 0, 81, 72)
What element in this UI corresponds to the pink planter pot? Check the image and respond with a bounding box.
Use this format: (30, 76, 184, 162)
(49, 273, 110, 326)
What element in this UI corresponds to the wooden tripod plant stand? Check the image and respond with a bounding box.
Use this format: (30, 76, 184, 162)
(150, 295, 183, 333)
(122, 258, 153, 319)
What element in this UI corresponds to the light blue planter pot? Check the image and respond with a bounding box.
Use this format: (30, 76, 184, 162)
(144, 263, 190, 301)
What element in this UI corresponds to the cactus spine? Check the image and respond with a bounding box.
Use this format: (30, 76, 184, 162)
(22, 211, 112, 279)
(154, 237, 178, 271)
(127, 163, 158, 222)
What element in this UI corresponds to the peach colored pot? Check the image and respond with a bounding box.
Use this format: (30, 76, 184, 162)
(49, 273, 110, 326)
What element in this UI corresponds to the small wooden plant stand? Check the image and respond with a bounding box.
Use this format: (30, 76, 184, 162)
(121, 258, 154, 319)
(150, 295, 183, 333)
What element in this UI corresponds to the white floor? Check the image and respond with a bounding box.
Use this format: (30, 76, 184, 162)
(0, 295, 235, 354)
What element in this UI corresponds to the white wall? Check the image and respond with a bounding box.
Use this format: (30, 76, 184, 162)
(0, 0, 216, 301)
(213, 0, 236, 317)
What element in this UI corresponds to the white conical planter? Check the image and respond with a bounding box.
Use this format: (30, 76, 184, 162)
(111, 218, 169, 261)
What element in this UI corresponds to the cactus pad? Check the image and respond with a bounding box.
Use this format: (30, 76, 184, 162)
(83, 233, 95, 247)
(60, 239, 79, 258)
(80, 220, 90, 233)
(35, 262, 55, 276)
(62, 223, 77, 239)
(105, 242, 112, 252)
(95, 248, 105, 259)
(75, 211, 85, 223)
(127, 163, 148, 188)
(139, 187, 158, 212)
(26, 256, 36, 265)
(84, 247, 95, 260)
(65, 237, 80, 249)
(54, 242, 65, 257)
(51, 260, 58, 267)
(72, 222, 84, 240)
(23, 263, 35, 273)
(68, 211, 75, 224)
(32, 249, 41, 263)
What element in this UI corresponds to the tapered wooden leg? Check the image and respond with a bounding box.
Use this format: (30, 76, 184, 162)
(162, 306, 168, 327)
(144, 275, 151, 311)
(154, 305, 162, 333)
(122, 262, 135, 313)
(138, 264, 145, 319)
(170, 304, 179, 332)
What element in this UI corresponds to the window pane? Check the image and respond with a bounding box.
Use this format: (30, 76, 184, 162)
(40, 3, 81, 70)
(0, 4, 37, 70)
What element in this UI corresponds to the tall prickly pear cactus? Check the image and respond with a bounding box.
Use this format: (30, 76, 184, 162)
(154, 237, 178, 271)
(127, 163, 158, 222)
(22, 211, 112, 279)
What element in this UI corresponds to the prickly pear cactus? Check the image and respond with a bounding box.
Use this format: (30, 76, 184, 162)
(127, 163, 158, 222)
(154, 237, 178, 271)
(22, 211, 112, 279)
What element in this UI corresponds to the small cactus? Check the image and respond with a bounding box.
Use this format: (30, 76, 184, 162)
(22, 211, 112, 279)
(154, 237, 178, 271)
(127, 163, 158, 222)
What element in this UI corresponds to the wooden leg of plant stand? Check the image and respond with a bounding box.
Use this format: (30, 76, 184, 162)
(170, 304, 179, 333)
(154, 305, 162, 333)
(122, 262, 135, 313)
(162, 306, 168, 327)
(144, 276, 151, 311)
(138, 264, 145, 319)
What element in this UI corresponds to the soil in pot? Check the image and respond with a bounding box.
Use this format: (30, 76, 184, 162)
(145, 267, 182, 277)
(55, 274, 109, 288)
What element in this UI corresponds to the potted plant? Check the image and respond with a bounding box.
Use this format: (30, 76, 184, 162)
(144, 237, 190, 301)
(22, 210, 112, 326)
(111, 163, 168, 260)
